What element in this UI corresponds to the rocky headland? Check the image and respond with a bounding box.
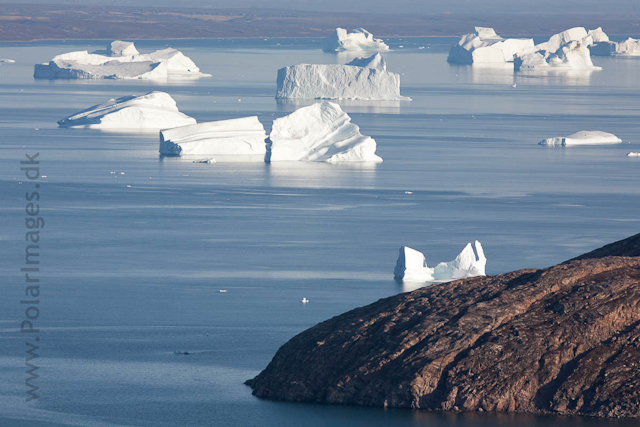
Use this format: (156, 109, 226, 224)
(247, 233, 640, 418)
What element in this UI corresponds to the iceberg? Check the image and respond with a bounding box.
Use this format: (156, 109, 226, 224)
(323, 28, 390, 53)
(345, 53, 387, 70)
(627, 152, 640, 157)
(394, 241, 486, 282)
(58, 91, 196, 131)
(539, 131, 622, 146)
(591, 36, 640, 57)
(34, 41, 210, 80)
(447, 27, 534, 64)
(514, 27, 600, 71)
(159, 117, 267, 156)
(107, 40, 139, 57)
(276, 64, 409, 100)
(0, 58, 15, 64)
(267, 101, 382, 163)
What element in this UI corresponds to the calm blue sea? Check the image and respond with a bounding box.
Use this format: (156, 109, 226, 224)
(0, 37, 638, 426)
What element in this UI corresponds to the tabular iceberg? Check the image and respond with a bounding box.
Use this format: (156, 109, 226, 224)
(267, 101, 381, 163)
(159, 117, 267, 156)
(394, 241, 486, 282)
(58, 91, 196, 131)
(447, 27, 534, 64)
(323, 28, 390, 53)
(539, 131, 622, 146)
(276, 63, 409, 100)
(34, 41, 210, 80)
(345, 53, 387, 70)
(514, 27, 600, 71)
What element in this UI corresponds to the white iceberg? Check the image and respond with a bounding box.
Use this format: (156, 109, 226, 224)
(276, 64, 409, 101)
(626, 152, 639, 157)
(345, 52, 387, 70)
(267, 101, 382, 163)
(514, 27, 600, 71)
(591, 35, 640, 57)
(394, 241, 486, 282)
(107, 40, 139, 57)
(159, 117, 267, 156)
(58, 91, 196, 131)
(0, 58, 15, 64)
(447, 27, 534, 64)
(539, 131, 622, 146)
(323, 28, 390, 53)
(34, 41, 210, 80)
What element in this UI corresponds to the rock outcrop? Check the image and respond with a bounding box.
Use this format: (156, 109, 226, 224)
(247, 233, 640, 419)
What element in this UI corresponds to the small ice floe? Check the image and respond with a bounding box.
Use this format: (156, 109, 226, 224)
(405, 191, 413, 194)
(395, 240, 486, 283)
(628, 152, 640, 157)
(174, 350, 191, 355)
(418, 46, 426, 49)
(301, 297, 309, 304)
(193, 158, 216, 164)
(120, 172, 125, 175)
(237, 99, 242, 102)
(219, 289, 227, 293)
(539, 131, 622, 146)
(512, 83, 517, 88)
(110, 171, 116, 174)
(34, 128, 39, 131)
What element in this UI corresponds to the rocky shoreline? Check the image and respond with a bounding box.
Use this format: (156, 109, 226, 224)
(247, 233, 640, 418)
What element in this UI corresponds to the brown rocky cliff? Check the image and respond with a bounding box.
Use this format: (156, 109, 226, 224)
(246, 233, 640, 418)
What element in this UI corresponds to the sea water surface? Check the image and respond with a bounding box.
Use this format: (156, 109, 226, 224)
(0, 37, 639, 426)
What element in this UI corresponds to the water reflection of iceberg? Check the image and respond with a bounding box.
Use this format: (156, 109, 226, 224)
(470, 63, 516, 85)
(276, 98, 401, 115)
(264, 161, 379, 188)
(514, 69, 595, 86)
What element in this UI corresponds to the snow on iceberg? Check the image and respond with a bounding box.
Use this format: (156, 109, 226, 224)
(447, 27, 534, 64)
(267, 101, 382, 163)
(323, 28, 390, 53)
(34, 41, 210, 80)
(58, 91, 196, 131)
(276, 63, 409, 101)
(159, 117, 266, 156)
(345, 53, 387, 70)
(539, 131, 622, 146)
(514, 27, 600, 71)
(394, 241, 486, 282)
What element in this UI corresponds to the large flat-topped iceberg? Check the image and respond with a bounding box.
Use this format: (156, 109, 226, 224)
(58, 91, 195, 131)
(159, 117, 267, 156)
(539, 131, 622, 146)
(394, 241, 486, 282)
(34, 41, 210, 80)
(447, 27, 534, 64)
(323, 28, 389, 53)
(267, 102, 381, 163)
(514, 27, 600, 71)
(276, 64, 409, 100)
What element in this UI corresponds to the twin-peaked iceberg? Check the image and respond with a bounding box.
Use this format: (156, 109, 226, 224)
(58, 91, 196, 130)
(588, 28, 640, 57)
(35, 40, 210, 80)
(447, 27, 534, 64)
(159, 102, 382, 162)
(323, 28, 390, 53)
(394, 241, 487, 282)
